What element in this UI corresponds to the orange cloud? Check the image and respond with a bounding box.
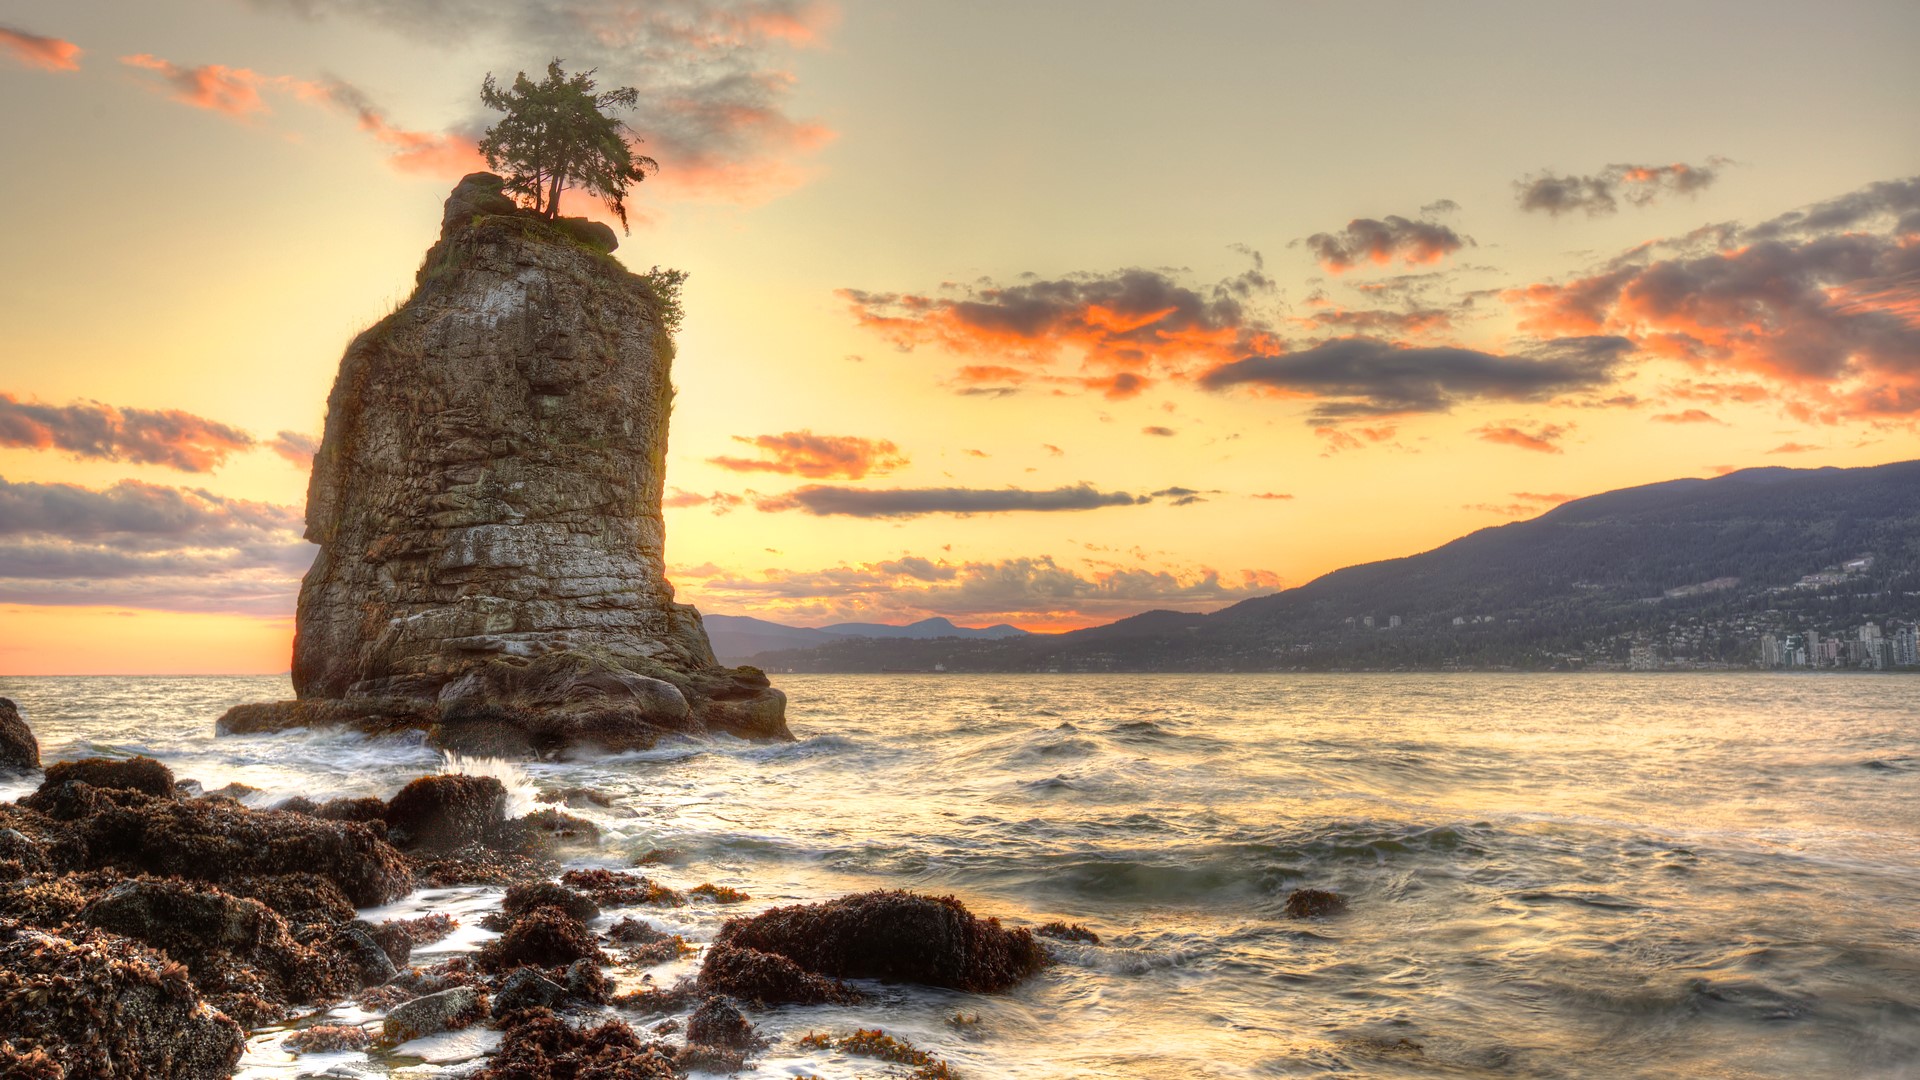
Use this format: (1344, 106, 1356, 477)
(0, 393, 256, 472)
(1251, 492, 1294, 500)
(121, 54, 280, 117)
(842, 262, 1279, 388)
(1766, 441, 1820, 454)
(1474, 422, 1570, 453)
(708, 431, 907, 480)
(1505, 177, 1920, 421)
(0, 25, 80, 71)
(294, 80, 485, 176)
(1651, 408, 1723, 424)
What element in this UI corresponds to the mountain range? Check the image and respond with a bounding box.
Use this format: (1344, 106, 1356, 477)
(730, 459, 1920, 673)
(704, 614, 1028, 664)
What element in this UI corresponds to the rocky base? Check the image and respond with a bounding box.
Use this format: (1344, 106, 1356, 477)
(217, 649, 789, 756)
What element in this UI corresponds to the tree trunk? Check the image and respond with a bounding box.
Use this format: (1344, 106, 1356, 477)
(546, 171, 564, 219)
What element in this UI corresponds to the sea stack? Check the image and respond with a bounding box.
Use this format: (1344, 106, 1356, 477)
(220, 173, 786, 753)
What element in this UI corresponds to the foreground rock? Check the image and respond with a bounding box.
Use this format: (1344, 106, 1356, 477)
(0, 752, 586, 1067)
(0, 919, 245, 1078)
(702, 890, 1049, 1003)
(0, 698, 36, 772)
(218, 172, 787, 755)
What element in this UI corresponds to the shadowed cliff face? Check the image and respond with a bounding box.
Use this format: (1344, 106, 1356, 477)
(247, 173, 786, 748)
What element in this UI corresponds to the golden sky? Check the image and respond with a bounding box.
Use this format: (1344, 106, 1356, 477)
(1, 0, 1917, 672)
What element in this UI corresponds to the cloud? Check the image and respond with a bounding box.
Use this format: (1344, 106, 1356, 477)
(1302, 214, 1471, 273)
(1766, 441, 1820, 454)
(662, 488, 745, 515)
(681, 553, 1283, 629)
(0, 393, 257, 472)
(1314, 424, 1400, 455)
(1506, 175, 1920, 420)
(1295, 304, 1458, 337)
(120, 54, 319, 118)
(0, 25, 80, 71)
(753, 483, 1150, 518)
(1473, 422, 1571, 453)
(1251, 492, 1293, 500)
(842, 259, 1279, 395)
(1651, 409, 1723, 424)
(267, 431, 318, 468)
(1198, 335, 1630, 419)
(245, 0, 836, 203)
(0, 476, 309, 616)
(297, 77, 485, 175)
(1141, 425, 1176, 437)
(1515, 160, 1724, 216)
(707, 431, 907, 480)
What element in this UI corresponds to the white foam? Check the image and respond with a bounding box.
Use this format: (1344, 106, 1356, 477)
(439, 752, 540, 818)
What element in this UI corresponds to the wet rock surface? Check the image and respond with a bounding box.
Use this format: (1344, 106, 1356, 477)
(0, 698, 36, 772)
(216, 173, 787, 754)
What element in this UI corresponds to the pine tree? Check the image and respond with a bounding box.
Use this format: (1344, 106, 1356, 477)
(477, 60, 659, 232)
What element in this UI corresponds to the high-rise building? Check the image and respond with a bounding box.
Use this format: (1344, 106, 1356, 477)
(1388, 615, 1402, 629)
(1895, 625, 1919, 667)
(1760, 634, 1783, 667)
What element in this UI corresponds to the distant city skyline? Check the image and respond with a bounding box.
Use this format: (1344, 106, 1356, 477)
(1, 0, 1917, 672)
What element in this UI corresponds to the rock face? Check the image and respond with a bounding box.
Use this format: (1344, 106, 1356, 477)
(222, 173, 786, 751)
(0, 698, 37, 772)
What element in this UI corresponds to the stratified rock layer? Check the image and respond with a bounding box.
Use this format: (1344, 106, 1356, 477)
(225, 174, 785, 749)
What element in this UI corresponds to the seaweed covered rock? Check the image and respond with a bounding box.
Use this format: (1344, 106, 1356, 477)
(383, 774, 508, 852)
(217, 173, 788, 753)
(686, 995, 756, 1050)
(0, 919, 245, 1078)
(477, 906, 603, 972)
(1283, 888, 1347, 918)
(27, 756, 175, 804)
(705, 890, 1048, 995)
(0, 698, 36, 772)
(502, 880, 600, 923)
(699, 937, 861, 1006)
(480, 1010, 678, 1080)
(37, 786, 412, 907)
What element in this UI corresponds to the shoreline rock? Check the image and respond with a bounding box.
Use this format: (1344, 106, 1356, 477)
(0, 698, 36, 772)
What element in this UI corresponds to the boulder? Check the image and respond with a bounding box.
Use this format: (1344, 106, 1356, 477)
(501, 880, 599, 923)
(1283, 888, 1347, 918)
(0, 919, 245, 1078)
(0, 698, 36, 772)
(491, 968, 567, 1016)
(383, 774, 508, 853)
(705, 890, 1048, 994)
(383, 986, 486, 1044)
(439, 171, 518, 232)
(697, 940, 859, 1006)
(551, 215, 619, 253)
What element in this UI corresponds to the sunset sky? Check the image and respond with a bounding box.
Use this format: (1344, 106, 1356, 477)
(1, 0, 1917, 673)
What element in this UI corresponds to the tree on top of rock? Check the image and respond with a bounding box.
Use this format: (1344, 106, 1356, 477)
(478, 59, 659, 233)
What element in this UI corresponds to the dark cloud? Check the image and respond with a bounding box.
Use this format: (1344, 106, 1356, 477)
(708, 431, 907, 480)
(1515, 160, 1724, 217)
(268, 431, 318, 467)
(0, 393, 257, 472)
(246, 0, 834, 201)
(842, 260, 1278, 396)
(1141, 425, 1176, 437)
(1507, 176, 1920, 420)
(0, 476, 309, 615)
(1198, 336, 1630, 419)
(684, 553, 1283, 626)
(1302, 215, 1471, 273)
(753, 483, 1149, 518)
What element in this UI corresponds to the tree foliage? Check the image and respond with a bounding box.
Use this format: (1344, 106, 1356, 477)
(478, 60, 659, 232)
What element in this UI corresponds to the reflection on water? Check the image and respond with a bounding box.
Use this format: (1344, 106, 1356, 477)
(1, 672, 1916, 1077)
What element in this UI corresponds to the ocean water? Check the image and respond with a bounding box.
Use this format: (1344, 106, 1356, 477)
(1, 672, 1916, 1079)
